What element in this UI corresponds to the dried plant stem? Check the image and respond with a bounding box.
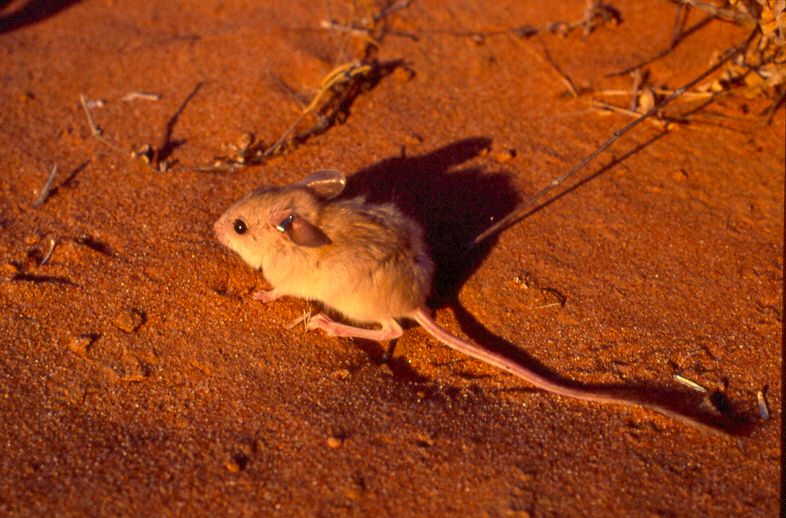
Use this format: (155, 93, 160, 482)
(32, 164, 59, 208)
(41, 238, 57, 265)
(670, 0, 756, 26)
(527, 41, 579, 98)
(468, 29, 758, 250)
(79, 94, 124, 153)
(763, 89, 786, 125)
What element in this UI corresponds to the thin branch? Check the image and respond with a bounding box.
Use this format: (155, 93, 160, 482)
(538, 40, 579, 97)
(763, 89, 786, 125)
(468, 29, 759, 250)
(606, 14, 716, 77)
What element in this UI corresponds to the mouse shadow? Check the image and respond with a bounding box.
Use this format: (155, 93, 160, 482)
(449, 302, 756, 435)
(345, 137, 757, 435)
(345, 136, 521, 301)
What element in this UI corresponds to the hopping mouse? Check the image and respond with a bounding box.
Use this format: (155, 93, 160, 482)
(214, 170, 728, 434)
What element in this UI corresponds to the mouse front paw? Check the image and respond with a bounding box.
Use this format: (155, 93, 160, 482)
(252, 289, 281, 303)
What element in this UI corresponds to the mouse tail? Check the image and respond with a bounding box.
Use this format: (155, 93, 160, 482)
(412, 306, 617, 404)
(410, 307, 731, 436)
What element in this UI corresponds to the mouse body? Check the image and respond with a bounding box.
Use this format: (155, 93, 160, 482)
(214, 170, 433, 329)
(214, 170, 727, 434)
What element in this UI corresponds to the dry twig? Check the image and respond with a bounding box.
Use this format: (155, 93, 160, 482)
(468, 29, 758, 249)
(32, 164, 59, 208)
(122, 91, 161, 102)
(198, 2, 414, 172)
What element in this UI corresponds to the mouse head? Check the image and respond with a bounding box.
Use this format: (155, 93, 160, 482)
(214, 170, 346, 269)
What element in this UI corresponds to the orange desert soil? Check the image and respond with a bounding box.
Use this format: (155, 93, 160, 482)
(0, 1, 782, 516)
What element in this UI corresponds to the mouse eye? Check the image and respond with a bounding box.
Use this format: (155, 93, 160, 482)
(233, 219, 248, 235)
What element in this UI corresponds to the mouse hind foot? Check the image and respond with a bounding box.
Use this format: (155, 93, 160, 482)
(306, 313, 403, 342)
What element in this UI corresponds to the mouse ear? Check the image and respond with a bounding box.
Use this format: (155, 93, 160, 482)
(268, 210, 331, 248)
(297, 169, 346, 199)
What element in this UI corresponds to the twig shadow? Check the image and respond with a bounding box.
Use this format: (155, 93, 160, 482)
(13, 272, 78, 286)
(491, 130, 669, 241)
(156, 81, 204, 167)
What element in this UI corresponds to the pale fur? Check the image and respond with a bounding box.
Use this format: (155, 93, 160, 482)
(214, 186, 433, 324)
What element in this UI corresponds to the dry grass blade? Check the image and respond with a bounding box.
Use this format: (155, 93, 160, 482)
(673, 374, 709, 393)
(122, 91, 161, 102)
(287, 310, 312, 331)
(40, 238, 57, 265)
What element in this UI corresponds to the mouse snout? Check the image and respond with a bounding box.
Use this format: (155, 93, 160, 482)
(213, 217, 228, 245)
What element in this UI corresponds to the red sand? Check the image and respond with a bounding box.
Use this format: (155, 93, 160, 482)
(0, 1, 782, 516)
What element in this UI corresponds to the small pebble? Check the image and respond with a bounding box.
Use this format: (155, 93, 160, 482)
(404, 133, 424, 146)
(671, 169, 689, 182)
(330, 369, 350, 380)
(327, 436, 343, 449)
(494, 148, 517, 164)
(68, 334, 96, 356)
(414, 432, 435, 448)
(392, 66, 415, 82)
(115, 309, 146, 333)
(1, 262, 19, 276)
(344, 486, 363, 501)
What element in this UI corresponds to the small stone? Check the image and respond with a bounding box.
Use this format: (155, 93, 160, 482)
(494, 148, 517, 163)
(378, 363, 394, 377)
(637, 88, 656, 113)
(225, 452, 249, 473)
(114, 308, 146, 333)
(132, 144, 154, 164)
(68, 334, 96, 356)
(327, 436, 343, 449)
(392, 66, 415, 82)
(344, 486, 363, 501)
(404, 133, 424, 146)
(1, 262, 19, 276)
(513, 272, 532, 288)
(330, 368, 350, 380)
(414, 432, 435, 448)
(671, 169, 688, 182)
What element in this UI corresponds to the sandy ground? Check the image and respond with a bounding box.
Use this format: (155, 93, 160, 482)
(0, 1, 782, 516)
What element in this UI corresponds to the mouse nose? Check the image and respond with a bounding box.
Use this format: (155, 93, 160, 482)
(213, 218, 226, 243)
